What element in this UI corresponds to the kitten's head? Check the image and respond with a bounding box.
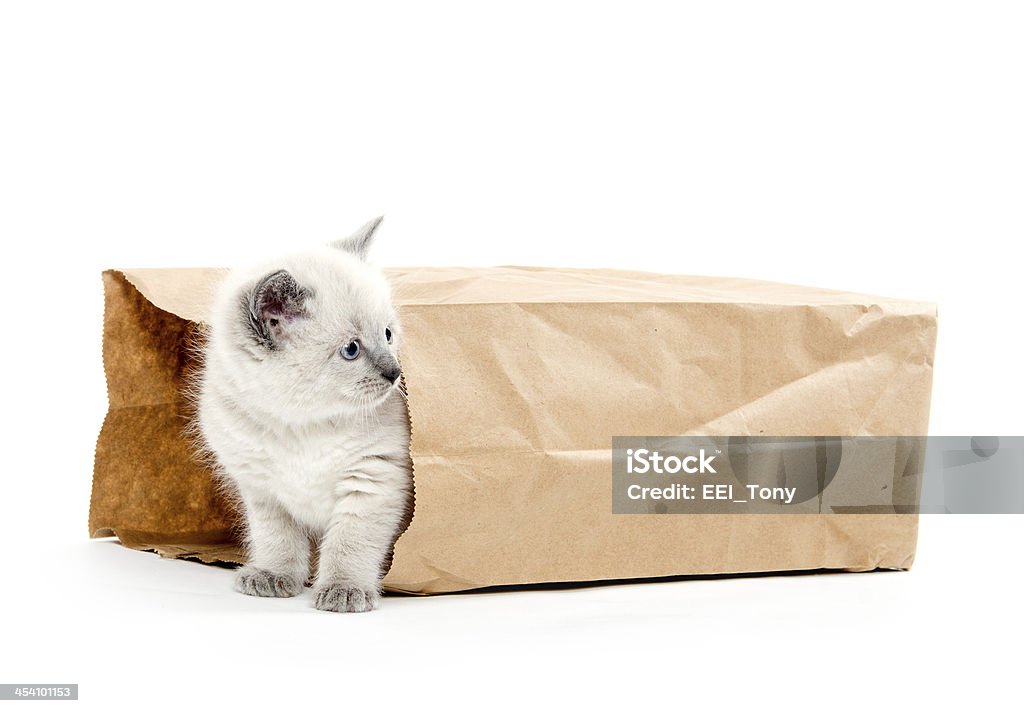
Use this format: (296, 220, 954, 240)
(207, 217, 403, 424)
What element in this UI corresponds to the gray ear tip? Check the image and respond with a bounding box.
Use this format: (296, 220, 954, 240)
(330, 216, 385, 256)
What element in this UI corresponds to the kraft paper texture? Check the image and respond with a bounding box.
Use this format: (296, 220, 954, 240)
(90, 266, 937, 594)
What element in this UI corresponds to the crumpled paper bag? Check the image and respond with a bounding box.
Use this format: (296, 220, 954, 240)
(91, 266, 937, 593)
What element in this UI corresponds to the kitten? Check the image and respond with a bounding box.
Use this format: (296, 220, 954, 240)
(194, 217, 413, 613)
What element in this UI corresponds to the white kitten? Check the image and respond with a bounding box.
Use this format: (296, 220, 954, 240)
(195, 217, 412, 613)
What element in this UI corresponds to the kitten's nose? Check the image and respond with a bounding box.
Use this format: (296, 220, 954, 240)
(382, 365, 401, 384)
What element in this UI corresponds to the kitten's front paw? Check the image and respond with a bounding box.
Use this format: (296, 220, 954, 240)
(313, 582, 382, 613)
(235, 566, 304, 598)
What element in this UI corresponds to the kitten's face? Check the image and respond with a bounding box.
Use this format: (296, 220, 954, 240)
(211, 218, 403, 424)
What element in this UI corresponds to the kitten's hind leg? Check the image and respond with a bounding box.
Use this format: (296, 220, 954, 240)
(234, 490, 310, 598)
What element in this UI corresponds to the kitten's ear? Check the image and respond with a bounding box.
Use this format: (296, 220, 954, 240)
(330, 215, 384, 260)
(243, 269, 311, 349)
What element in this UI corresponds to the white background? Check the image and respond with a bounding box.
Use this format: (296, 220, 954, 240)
(1, 1, 1021, 710)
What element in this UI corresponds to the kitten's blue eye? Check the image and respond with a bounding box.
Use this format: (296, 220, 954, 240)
(341, 341, 361, 360)
(385, 327, 393, 344)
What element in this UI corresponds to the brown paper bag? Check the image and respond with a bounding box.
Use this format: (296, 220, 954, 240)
(90, 266, 937, 594)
